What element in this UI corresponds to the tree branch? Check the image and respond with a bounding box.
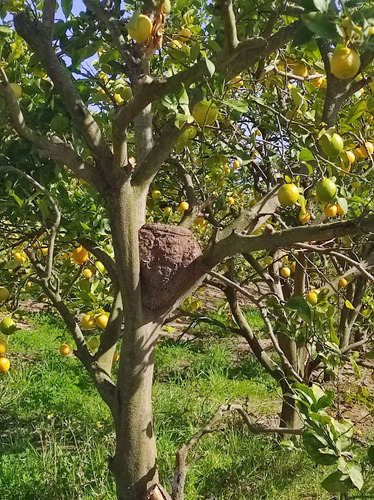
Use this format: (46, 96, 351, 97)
(0, 70, 101, 188)
(172, 403, 303, 500)
(131, 121, 185, 186)
(14, 11, 113, 166)
(42, 0, 56, 40)
(204, 215, 374, 269)
(0, 165, 60, 279)
(220, 0, 239, 51)
(78, 238, 119, 289)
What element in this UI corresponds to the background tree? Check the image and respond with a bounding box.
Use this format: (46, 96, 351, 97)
(0, 0, 374, 498)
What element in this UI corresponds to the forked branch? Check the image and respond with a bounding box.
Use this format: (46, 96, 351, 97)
(172, 403, 303, 500)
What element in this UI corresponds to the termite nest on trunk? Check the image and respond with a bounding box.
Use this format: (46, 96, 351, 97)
(139, 223, 204, 309)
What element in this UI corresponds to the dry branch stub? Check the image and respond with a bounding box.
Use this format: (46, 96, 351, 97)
(139, 224, 203, 309)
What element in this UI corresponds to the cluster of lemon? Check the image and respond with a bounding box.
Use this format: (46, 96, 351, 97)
(0, 289, 17, 374)
(278, 177, 343, 222)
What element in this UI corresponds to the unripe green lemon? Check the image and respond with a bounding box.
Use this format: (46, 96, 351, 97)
(0, 287, 10, 302)
(330, 46, 360, 80)
(277, 183, 299, 207)
(319, 132, 344, 158)
(316, 178, 337, 203)
(0, 318, 16, 335)
(192, 101, 218, 126)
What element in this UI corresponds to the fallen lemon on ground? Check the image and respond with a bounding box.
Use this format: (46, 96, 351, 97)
(0, 356, 10, 373)
(59, 343, 70, 356)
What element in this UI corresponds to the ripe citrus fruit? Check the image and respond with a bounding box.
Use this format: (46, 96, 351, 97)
(163, 206, 172, 217)
(281, 267, 291, 278)
(95, 314, 109, 329)
(359, 141, 374, 157)
(81, 314, 95, 330)
(0, 338, 7, 354)
(346, 151, 355, 164)
(316, 178, 337, 203)
(330, 46, 360, 80)
(298, 210, 311, 223)
(9, 82, 22, 98)
(324, 203, 338, 218)
(336, 204, 345, 215)
(178, 201, 189, 212)
(0, 287, 10, 302)
(192, 101, 218, 126)
(277, 183, 299, 207)
(0, 356, 10, 373)
(14, 252, 24, 262)
(227, 196, 235, 205)
(0, 318, 16, 335)
(41, 246, 49, 256)
(311, 76, 325, 88)
(113, 351, 120, 363)
(82, 268, 93, 279)
(339, 277, 348, 288)
(228, 75, 244, 88)
(319, 132, 344, 158)
(233, 160, 240, 169)
(289, 261, 296, 273)
(73, 246, 88, 264)
(59, 343, 70, 356)
(127, 14, 152, 44)
(353, 148, 363, 160)
(306, 291, 318, 305)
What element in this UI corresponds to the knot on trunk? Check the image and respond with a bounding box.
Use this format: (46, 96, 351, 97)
(139, 223, 203, 309)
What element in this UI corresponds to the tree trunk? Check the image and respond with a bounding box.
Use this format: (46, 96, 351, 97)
(279, 384, 303, 430)
(109, 317, 160, 499)
(106, 182, 160, 499)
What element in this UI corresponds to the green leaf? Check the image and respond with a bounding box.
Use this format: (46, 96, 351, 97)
(345, 100, 367, 122)
(321, 471, 352, 493)
(205, 57, 215, 77)
(223, 99, 249, 113)
(36, 199, 50, 220)
(50, 115, 69, 134)
(61, 0, 73, 18)
(313, 0, 330, 11)
(365, 350, 374, 359)
(299, 148, 315, 161)
(301, 12, 340, 39)
(285, 296, 311, 322)
(336, 197, 348, 214)
(349, 465, 363, 490)
(345, 299, 355, 310)
(291, 25, 315, 48)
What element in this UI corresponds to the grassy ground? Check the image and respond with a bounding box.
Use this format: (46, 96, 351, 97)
(0, 312, 372, 499)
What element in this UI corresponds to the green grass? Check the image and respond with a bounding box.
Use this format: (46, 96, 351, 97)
(0, 312, 371, 499)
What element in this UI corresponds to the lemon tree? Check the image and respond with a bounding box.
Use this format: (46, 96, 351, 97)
(0, 0, 374, 498)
